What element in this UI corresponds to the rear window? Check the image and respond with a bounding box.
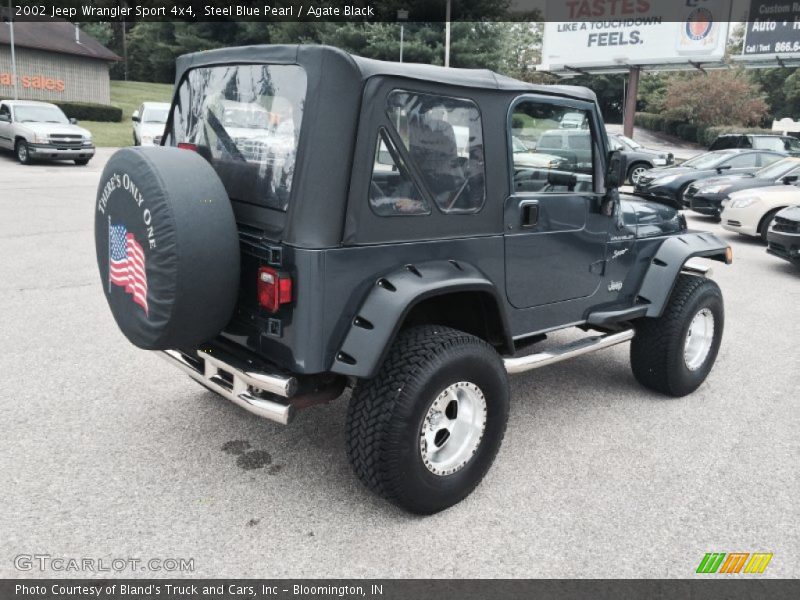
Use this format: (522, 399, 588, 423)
(752, 136, 787, 152)
(169, 64, 307, 211)
(710, 136, 741, 150)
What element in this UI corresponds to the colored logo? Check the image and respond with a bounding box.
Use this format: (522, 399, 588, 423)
(696, 552, 773, 574)
(685, 8, 714, 41)
(109, 222, 149, 315)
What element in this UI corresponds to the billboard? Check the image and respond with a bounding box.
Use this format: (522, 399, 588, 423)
(742, 0, 800, 57)
(538, 0, 732, 73)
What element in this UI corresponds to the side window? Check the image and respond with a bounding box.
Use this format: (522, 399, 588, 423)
(510, 100, 594, 193)
(0, 104, 9, 120)
(759, 153, 783, 168)
(385, 90, 485, 214)
(369, 129, 430, 217)
(725, 153, 758, 169)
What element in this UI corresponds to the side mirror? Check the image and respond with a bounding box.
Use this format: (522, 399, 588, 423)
(69, 117, 78, 125)
(132, 111, 140, 122)
(781, 175, 798, 185)
(605, 149, 627, 189)
(716, 165, 732, 173)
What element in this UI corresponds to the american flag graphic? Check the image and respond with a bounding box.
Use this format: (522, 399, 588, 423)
(109, 223, 148, 315)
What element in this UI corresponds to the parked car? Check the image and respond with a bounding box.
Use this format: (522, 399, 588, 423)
(535, 129, 593, 172)
(132, 102, 170, 146)
(0, 99, 94, 165)
(511, 135, 569, 170)
(559, 111, 587, 129)
(634, 149, 785, 209)
(766, 205, 800, 267)
(94, 45, 731, 514)
(686, 157, 800, 218)
(606, 132, 674, 184)
(721, 182, 800, 242)
(709, 133, 800, 157)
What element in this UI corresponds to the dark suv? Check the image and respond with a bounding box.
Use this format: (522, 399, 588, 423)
(94, 46, 731, 514)
(709, 133, 800, 157)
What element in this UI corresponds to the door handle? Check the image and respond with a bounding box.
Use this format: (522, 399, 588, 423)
(520, 201, 539, 228)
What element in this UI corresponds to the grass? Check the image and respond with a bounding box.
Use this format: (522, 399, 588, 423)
(81, 80, 174, 147)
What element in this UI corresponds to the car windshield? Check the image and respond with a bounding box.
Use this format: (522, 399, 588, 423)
(756, 158, 800, 179)
(617, 134, 641, 149)
(14, 104, 68, 124)
(753, 136, 788, 152)
(142, 107, 169, 123)
(683, 152, 729, 169)
(512, 137, 529, 153)
(785, 137, 800, 152)
(222, 106, 270, 129)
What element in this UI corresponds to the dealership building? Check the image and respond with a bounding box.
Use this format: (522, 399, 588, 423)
(0, 16, 120, 104)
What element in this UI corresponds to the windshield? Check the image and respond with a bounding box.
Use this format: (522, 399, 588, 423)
(785, 137, 800, 152)
(683, 152, 729, 169)
(756, 158, 800, 179)
(170, 64, 307, 212)
(14, 104, 68, 124)
(617, 134, 641, 149)
(753, 136, 788, 152)
(142, 107, 169, 123)
(512, 137, 529, 153)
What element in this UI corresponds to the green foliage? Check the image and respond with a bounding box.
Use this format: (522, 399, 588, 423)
(749, 67, 800, 120)
(55, 101, 122, 122)
(634, 112, 776, 147)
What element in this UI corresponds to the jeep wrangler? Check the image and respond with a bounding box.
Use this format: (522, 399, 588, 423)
(94, 45, 731, 514)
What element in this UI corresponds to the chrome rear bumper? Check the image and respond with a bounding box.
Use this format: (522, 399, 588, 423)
(160, 349, 298, 425)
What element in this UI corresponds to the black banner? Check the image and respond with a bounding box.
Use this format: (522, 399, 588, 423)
(743, 0, 800, 55)
(2, 580, 800, 600)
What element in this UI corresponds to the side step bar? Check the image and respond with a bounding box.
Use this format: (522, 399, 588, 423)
(160, 349, 298, 425)
(504, 329, 634, 375)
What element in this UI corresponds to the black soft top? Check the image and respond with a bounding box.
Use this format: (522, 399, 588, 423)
(171, 44, 599, 249)
(175, 44, 596, 102)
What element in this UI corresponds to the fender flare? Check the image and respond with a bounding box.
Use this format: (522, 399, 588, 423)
(637, 232, 730, 318)
(331, 260, 510, 378)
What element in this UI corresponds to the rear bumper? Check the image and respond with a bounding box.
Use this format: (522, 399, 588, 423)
(766, 228, 800, 265)
(28, 144, 95, 160)
(160, 346, 298, 424)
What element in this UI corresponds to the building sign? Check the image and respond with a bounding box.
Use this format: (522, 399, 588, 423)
(742, 0, 800, 56)
(538, 0, 732, 73)
(0, 72, 65, 92)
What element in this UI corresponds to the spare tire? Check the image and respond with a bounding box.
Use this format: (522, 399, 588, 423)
(94, 146, 240, 350)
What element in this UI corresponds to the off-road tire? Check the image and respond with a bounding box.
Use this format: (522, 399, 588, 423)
(758, 208, 782, 243)
(346, 325, 509, 514)
(630, 274, 724, 397)
(15, 139, 30, 165)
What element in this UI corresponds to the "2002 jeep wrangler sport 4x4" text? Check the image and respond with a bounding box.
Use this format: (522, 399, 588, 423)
(95, 45, 731, 513)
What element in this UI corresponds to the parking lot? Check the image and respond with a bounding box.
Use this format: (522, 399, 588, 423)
(0, 148, 798, 578)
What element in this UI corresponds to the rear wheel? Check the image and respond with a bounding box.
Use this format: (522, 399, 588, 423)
(346, 325, 509, 514)
(630, 274, 724, 397)
(15, 140, 30, 164)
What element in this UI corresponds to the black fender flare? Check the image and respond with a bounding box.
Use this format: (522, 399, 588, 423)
(637, 232, 730, 318)
(331, 260, 510, 379)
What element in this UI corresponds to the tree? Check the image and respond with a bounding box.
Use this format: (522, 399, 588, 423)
(661, 70, 768, 127)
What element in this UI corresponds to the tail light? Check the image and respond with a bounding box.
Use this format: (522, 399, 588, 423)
(258, 266, 292, 313)
(177, 142, 197, 151)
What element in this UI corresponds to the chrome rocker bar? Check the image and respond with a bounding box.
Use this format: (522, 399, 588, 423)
(504, 329, 635, 375)
(160, 349, 298, 425)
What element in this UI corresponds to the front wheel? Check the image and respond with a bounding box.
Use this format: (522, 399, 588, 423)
(15, 140, 31, 164)
(630, 274, 724, 397)
(627, 163, 650, 185)
(346, 325, 509, 514)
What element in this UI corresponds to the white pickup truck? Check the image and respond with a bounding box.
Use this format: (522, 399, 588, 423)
(0, 100, 95, 165)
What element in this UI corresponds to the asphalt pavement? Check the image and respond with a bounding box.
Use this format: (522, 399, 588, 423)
(0, 148, 798, 578)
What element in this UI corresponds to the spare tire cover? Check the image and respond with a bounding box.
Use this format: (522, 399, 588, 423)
(95, 146, 240, 350)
